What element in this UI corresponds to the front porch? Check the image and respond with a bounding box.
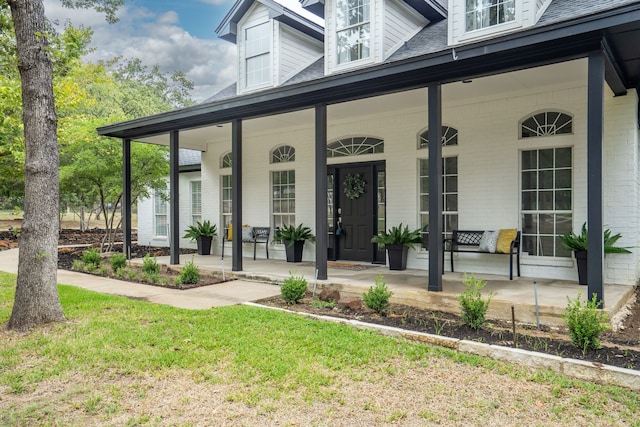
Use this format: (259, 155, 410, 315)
(145, 254, 634, 327)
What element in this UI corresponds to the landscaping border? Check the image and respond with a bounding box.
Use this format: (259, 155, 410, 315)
(245, 302, 640, 391)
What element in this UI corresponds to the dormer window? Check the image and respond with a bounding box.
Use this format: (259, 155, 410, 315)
(466, 0, 516, 32)
(336, 0, 371, 64)
(245, 22, 271, 87)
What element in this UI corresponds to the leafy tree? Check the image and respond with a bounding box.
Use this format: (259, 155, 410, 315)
(5, 0, 122, 331)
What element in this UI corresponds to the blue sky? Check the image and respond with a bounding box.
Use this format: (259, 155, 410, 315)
(43, 0, 322, 102)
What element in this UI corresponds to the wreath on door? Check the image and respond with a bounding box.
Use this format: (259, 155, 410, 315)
(343, 173, 366, 200)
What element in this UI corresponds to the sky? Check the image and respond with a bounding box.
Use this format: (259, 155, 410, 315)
(43, 0, 323, 103)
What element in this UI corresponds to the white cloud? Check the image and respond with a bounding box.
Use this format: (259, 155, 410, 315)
(43, 0, 238, 102)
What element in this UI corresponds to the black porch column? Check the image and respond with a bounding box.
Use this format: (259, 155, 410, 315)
(587, 50, 605, 305)
(315, 104, 328, 280)
(231, 119, 243, 271)
(169, 131, 180, 265)
(428, 84, 443, 291)
(122, 138, 132, 259)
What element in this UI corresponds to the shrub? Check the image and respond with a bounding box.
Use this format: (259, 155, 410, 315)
(363, 275, 393, 314)
(177, 260, 200, 285)
(141, 254, 159, 275)
(281, 273, 308, 304)
(110, 253, 127, 271)
(71, 259, 85, 271)
(82, 248, 101, 267)
(459, 274, 494, 329)
(564, 291, 610, 352)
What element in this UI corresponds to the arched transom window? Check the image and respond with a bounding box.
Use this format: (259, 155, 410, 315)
(419, 126, 458, 149)
(271, 145, 295, 163)
(521, 112, 573, 138)
(221, 152, 232, 168)
(327, 137, 384, 158)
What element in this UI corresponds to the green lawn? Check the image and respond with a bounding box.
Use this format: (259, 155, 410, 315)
(1, 271, 638, 426)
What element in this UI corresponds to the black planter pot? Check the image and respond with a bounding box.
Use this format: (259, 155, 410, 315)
(574, 250, 588, 285)
(197, 236, 213, 256)
(284, 240, 304, 262)
(386, 244, 409, 271)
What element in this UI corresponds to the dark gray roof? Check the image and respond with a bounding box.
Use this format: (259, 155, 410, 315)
(201, 83, 237, 104)
(179, 148, 201, 166)
(386, 19, 448, 62)
(283, 57, 324, 85)
(538, 0, 639, 26)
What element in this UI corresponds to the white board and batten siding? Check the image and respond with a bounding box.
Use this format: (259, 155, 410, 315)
(276, 25, 323, 85)
(383, 0, 427, 57)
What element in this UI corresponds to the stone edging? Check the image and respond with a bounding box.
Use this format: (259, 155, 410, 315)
(244, 302, 640, 391)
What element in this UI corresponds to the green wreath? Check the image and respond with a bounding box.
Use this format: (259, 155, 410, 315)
(343, 173, 366, 200)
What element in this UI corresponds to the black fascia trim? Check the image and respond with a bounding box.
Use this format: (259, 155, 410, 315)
(179, 164, 202, 173)
(270, 8, 324, 41)
(602, 37, 628, 96)
(98, 4, 640, 139)
(402, 0, 447, 22)
(215, 0, 251, 42)
(301, 0, 324, 19)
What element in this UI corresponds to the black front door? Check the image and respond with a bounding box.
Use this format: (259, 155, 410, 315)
(336, 164, 375, 262)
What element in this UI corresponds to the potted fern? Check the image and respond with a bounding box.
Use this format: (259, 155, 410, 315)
(275, 223, 316, 262)
(560, 222, 630, 285)
(371, 223, 423, 270)
(183, 220, 217, 255)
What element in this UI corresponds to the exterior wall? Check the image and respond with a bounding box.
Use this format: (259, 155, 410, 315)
(137, 171, 202, 250)
(448, 0, 547, 46)
(383, 0, 426, 58)
(277, 25, 323, 85)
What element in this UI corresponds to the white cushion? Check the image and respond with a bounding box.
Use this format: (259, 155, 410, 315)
(478, 231, 499, 253)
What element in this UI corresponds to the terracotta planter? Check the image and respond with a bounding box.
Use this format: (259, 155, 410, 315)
(284, 240, 304, 262)
(386, 244, 409, 270)
(197, 236, 213, 256)
(574, 250, 588, 285)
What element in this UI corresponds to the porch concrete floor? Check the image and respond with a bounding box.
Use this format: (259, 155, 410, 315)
(146, 254, 635, 327)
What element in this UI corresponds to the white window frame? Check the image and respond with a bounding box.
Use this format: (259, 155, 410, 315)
(154, 192, 168, 238)
(336, 0, 371, 65)
(461, 0, 521, 41)
(272, 170, 295, 239)
(221, 175, 232, 236)
(244, 22, 271, 88)
(190, 180, 201, 225)
(419, 157, 458, 250)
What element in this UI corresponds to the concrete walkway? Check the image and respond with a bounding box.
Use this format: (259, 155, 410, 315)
(0, 249, 281, 309)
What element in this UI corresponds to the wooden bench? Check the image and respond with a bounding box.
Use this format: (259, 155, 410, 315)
(221, 226, 270, 260)
(443, 229, 521, 280)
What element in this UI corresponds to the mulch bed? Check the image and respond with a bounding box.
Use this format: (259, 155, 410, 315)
(2, 229, 639, 370)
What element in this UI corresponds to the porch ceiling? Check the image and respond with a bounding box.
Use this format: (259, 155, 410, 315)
(136, 59, 588, 150)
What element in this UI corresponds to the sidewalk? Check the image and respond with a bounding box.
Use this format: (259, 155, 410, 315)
(0, 249, 281, 309)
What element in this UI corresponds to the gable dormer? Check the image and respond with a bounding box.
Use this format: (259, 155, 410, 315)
(216, 0, 324, 94)
(448, 0, 552, 45)
(322, 0, 446, 74)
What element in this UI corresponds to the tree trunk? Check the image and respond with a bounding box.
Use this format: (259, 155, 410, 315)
(7, 0, 65, 330)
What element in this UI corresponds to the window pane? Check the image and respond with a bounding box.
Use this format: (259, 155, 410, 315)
(539, 170, 553, 189)
(445, 194, 457, 211)
(555, 147, 572, 167)
(522, 213, 537, 234)
(522, 191, 536, 210)
(539, 236, 555, 257)
(444, 157, 458, 173)
(522, 235, 537, 256)
(539, 213, 555, 234)
(539, 191, 553, 210)
(522, 150, 537, 170)
(539, 149, 553, 168)
(556, 213, 572, 235)
(445, 176, 458, 192)
(555, 190, 571, 211)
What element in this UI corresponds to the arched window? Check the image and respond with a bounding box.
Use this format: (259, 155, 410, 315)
(520, 111, 572, 138)
(221, 152, 232, 168)
(271, 145, 295, 163)
(327, 137, 384, 158)
(418, 126, 458, 149)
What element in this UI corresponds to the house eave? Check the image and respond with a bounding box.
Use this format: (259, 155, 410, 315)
(99, 3, 640, 140)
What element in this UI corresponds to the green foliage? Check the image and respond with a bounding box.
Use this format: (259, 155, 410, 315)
(109, 253, 127, 271)
(176, 260, 200, 285)
(362, 275, 393, 314)
(141, 254, 159, 275)
(560, 222, 631, 253)
(71, 259, 85, 271)
(459, 274, 494, 330)
(183, 220, 217, 240)
(563, 291, 610, 351)
(311, 299, 336, 309)
(280, 273, 308, 304)
(371, 223, 423, 250)
(82, 248, 101, 267)
(275, 224, 315, 246)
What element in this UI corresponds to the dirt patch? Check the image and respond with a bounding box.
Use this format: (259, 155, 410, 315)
(255, 288, 640, 371)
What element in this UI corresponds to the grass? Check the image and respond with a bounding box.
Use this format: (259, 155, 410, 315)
(0, 271, 639, 425)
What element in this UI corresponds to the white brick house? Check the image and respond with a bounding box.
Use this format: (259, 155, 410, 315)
(104, 0, 640, 300)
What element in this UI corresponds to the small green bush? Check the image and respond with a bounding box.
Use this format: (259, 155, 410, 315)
(281, 273, 308, 304)
(71, 259, 85, 271)
(144, 271, 160, 284)
(363, 275, 393, 314)
(110, 253, 127, 271)
(177, 260, 200, 285)
(82, 248, 101, 267)
(564, 291, 610, 351)
(141, 254, 159, 275)
(459, 274, 494, 329)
